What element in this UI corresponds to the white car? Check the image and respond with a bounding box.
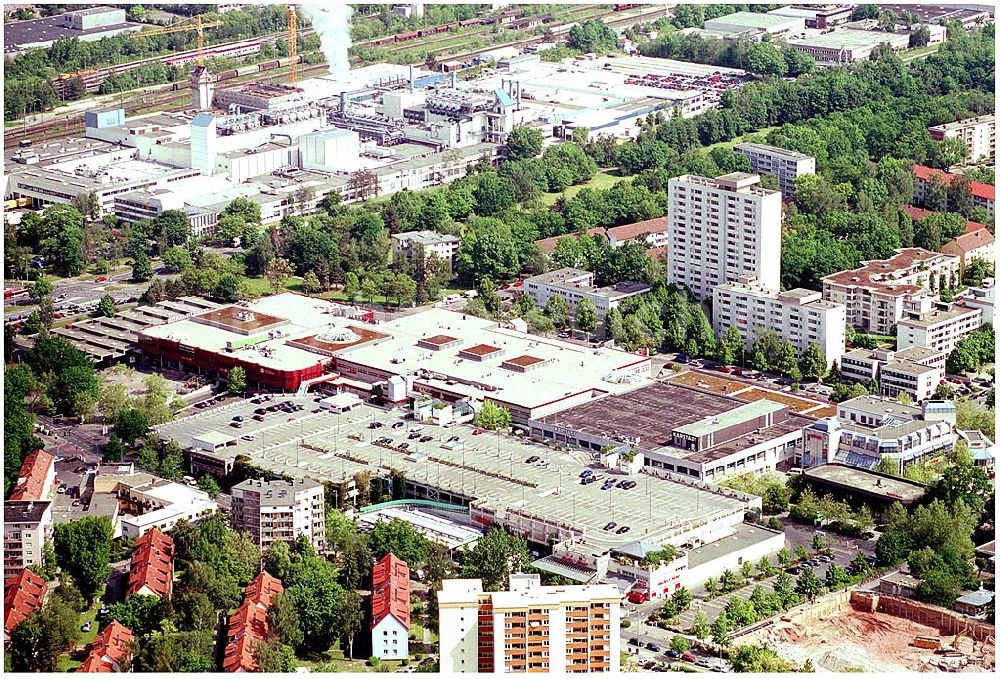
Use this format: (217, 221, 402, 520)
(241, 434, 255, 441)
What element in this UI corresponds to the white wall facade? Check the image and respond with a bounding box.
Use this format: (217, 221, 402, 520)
(667, 173, 782, 300)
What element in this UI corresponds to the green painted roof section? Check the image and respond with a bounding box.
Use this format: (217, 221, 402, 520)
(673, 399, 785, 439)
(495, 89, 514, 107)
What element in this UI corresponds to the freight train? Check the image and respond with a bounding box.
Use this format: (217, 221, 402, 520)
(363, 8, 528, 47)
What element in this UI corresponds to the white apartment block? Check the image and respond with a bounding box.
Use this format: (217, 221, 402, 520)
(667, 173, 782, 300)
(3, 501, 53, 580)
(713, 277, 845, 368)
(438, 573, 620, 674)
(391, 230, 461, 274)
(928, 114, 995, 163)
(956, 280, 995, 326)
(822, 248, 961, 335)
(840, 347, 947, 403)
(230, 478, 326, 553)
(733, 143, 816, 197)
(896, 300, 984, 354)
(524, 268, 651, 322)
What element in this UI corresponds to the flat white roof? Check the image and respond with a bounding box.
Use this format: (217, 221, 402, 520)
(335, 308, 650, 411)
(141, 293, 369, 372)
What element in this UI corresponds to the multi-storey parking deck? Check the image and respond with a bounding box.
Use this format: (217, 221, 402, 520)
(156, 396, 752, 552)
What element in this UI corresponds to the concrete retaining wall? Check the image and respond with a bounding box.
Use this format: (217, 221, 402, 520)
(850, 591, 995, 642)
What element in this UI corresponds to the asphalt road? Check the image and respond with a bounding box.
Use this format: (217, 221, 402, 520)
(5, 269, 146, 322)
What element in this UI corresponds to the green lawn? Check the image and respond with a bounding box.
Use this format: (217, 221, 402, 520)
(901, 43, 941, 63)
(56, 601, 102, 671)
(243, 276, 304, 297)
(703, 126, 778, 153)
(296, 642, 406, 673)
(541, 170, 625, 205)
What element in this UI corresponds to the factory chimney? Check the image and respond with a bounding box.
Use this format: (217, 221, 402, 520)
(451, 71, 457, 88)
(190, 66, 214, 112)
(409, 65, 416, 90)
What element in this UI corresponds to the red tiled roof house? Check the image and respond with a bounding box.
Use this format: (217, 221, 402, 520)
(125, 529, 174, 599)
(223, 571, 283, 672)
(9, 449, 55, 502)
(4, 568, 47, 638)
(912, 165, 995, 218)
(78, 620, 134, 672)
(370, 553, 410, 661)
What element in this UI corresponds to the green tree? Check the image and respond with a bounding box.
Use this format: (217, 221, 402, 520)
(115, 407, 151, 445)
(302, 270, 322, 294)
(257, 639, 297, 672)
(131, 251, 154, 282)
(29, 277, 52, 300)
(798, 343, 826, 382)
(268, 592, 304, 649)
(285, 554, 345, 652)
(97, 293, 116, 318)
(461, 528, 531, 592)
(53, 517, 113, 602)
(336, 589, 364, 659)
(710, 610, 731, 647)
(174, 590, 216, 632)
(266, 257, 294, 293)
(544, 295, 570, 329)
(228, 366, 247, 396)
(575, 298, 598, 340)
(670, 635, 691, 654)
(690, 610, 710, 640)
(474, 400, 512, 431)
(161, 246, 193, 273)
(476, 276, 503, 318)
(9, 598, 80, 672)
(505, 126, 544, 161)
(794, 567, 825, 602)
(197, 475, 221, 499)
(103, 435, 127, 462)
(368, 518, 430, 566)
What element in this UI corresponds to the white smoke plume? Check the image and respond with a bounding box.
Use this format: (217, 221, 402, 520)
(300, 3, 353, 79)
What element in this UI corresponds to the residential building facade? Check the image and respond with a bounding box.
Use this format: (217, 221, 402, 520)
(732, 143, 816, 197)
(896, 300, 984, 354)
(712, 276, 845, 368)
(230, 478, 326, 552)
(822, 248, 961, 335)
(371, 553, 410, 661)
(839, 346, 946, 403)
(941, 227, 995, 278)
(913, 165, 995, 218)
(438, 574, 620, 674)
(928, 114, 995, 163)
(667, 173, 782, 300)
(391, 230, 461, 274)
(3, 501, 53, 580)
(523, 268, 651, 322)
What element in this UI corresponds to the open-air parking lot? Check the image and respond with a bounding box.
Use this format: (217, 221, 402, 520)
(156, 395, 749, 551)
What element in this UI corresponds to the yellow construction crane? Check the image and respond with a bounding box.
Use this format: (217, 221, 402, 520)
(287, 5, 298, 85)
(136, 14, 224, 64)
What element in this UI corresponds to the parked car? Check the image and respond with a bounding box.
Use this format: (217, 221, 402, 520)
(525, 455, 540, 464)
(398, 442, 410, 450)
(603, 521, 617, 531)
(419, 435, 433, 443)
(472, 428, 485, 435)
(408, 431, 422, 439)
(616, 525, 630, 534)
(646, 643, 660, 652)
(81, 620, 92, 633)
(681, 652, 697, 663)
(252, 414, 265, 421)
(580, 469, 594, 478)
(241, 434, 255, 441)
(393, 421, 406, 429)
(232, 415, 244, 422)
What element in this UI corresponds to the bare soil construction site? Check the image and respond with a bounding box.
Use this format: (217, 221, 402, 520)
(742, 591, 995, 673)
